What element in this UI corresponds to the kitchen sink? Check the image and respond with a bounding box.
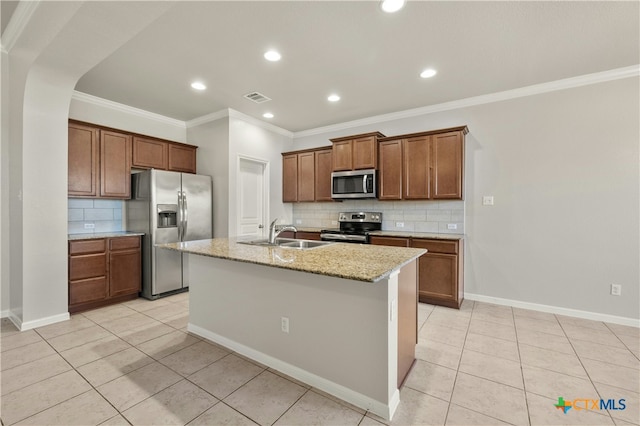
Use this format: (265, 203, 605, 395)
(238, 238, 334, 250)
(277, 239, 334, 249)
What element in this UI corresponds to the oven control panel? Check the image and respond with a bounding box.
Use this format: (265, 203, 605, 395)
(338, 212, 382, 223)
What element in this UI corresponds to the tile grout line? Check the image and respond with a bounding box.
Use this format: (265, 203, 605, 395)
(511, 303, 532, 426)
(555, 314, 620, 425)
(441, 300, 474, 426)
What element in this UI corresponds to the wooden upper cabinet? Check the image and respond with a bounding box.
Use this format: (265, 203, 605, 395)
(282, 146, 333, 203)
(332, 140, 352, 171)
(282, 154, 298, 202)
(352, 136, 377, 169)
(403, 136, 430, 199)
(68, 123, 99, 197)
(331, 132, 385, 171)
(132, 136, 197, 173)
(432, 131, 464, 199)
(132, 136, 168, 170)
(314, 148, 333, 202)
(168, 143, 197, 174)
(297, 152, 316, 202)
(378, 140, 403, 200)
(100, 130, 131, 199)
(378, 126, 467, 201)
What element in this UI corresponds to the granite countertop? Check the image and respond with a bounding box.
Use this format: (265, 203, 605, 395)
(157, 238, 426, 283)
(68, 231, 145, 241)
(281, 227, 463, 240)
(368, 230, 464, 240)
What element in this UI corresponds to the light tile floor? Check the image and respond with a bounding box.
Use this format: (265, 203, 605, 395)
(1, 294, 638, 425)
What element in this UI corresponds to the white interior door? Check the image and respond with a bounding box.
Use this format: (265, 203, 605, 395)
(238, 157, 267, 238)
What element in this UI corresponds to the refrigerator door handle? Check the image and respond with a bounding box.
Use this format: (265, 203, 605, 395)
(182, 191, 188, 239)
(177, 190, 183, 241)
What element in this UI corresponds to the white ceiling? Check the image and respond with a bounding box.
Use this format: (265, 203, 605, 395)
(63, 1, 638, 132)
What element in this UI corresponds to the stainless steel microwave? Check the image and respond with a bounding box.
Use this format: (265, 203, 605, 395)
(331, 169, 377, 199)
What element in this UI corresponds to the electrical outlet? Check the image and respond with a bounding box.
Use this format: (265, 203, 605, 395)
(84, 223, 95, 229)
(331, 220, 338, 226)
(295, 219, 302, 225)
(395, 222, 404, 228)
(483, 196, 494, 206)
(447, 224, 457, 230)
(611, 284, 622, 296)
(281, 317, 289, 333)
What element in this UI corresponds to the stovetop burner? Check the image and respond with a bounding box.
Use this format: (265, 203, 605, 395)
(320, 212, 382, 243)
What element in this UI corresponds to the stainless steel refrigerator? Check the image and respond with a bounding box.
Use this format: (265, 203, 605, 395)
(126, 169, 213, 299)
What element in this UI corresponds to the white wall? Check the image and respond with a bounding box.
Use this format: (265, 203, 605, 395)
(69, 93, 187, 143)
(293, 77, 640, 321)
(187, 117, 229, 237)
(2, 1, 174, 328)
(227, 113, 294, 237)
(1, 50, 9, 315)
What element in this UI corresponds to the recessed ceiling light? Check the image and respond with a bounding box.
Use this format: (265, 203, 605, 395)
(264, 50, 281, 62)
(191, 81, 206, 90)
(420, 69, 437, 79)
(263, 112, 274, 119)
(381, 0, 405, 13)
(327, 94, 341, 102)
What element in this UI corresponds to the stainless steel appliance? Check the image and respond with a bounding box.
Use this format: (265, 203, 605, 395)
(126, 169, 213, 299)
(320, 212, 382, 244)
(331, 169, 377, 199)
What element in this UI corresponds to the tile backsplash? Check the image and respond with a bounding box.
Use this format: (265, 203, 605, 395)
(68, 199, 123, 234)
(292, 200, 464, 234)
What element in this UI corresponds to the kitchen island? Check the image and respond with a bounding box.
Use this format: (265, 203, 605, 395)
(158, 238, 426, 420)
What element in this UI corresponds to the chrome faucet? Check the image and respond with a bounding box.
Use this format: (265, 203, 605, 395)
(268, 218, 297, 244)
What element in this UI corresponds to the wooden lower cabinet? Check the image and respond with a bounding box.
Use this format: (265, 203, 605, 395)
(369, 236, 409, 247)
(371, 236, 464, 309)
(69, 236, 141, 313)
(294, 231, 321, 241)
(276, 231, 321, 240)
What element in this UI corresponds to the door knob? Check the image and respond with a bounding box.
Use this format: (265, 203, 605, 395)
(258, 224, 264, 229)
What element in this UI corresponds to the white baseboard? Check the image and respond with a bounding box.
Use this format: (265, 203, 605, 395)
(17, 312, 70, 331)
(465, 293, 640, 328)
(188, 323, 399, 421)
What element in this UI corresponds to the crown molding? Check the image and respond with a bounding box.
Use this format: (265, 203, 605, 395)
(185, 109, 229, 128)
(1, 0, 40, 53)
(186, 108, 293, 138)
(293, 65, 640, 138)
(227, 109, 293, 138)
(71, 91, 186, 129)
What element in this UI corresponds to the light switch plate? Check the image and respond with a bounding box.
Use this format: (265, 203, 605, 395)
(447, 224, 457, 230)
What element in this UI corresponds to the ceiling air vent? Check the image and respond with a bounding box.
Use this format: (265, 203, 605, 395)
(243, 91, 271, 103)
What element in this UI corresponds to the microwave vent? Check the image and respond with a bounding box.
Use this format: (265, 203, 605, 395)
(243, 92, 271, 103)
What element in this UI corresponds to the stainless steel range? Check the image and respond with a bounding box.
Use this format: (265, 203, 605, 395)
(320, 212, 382, 244)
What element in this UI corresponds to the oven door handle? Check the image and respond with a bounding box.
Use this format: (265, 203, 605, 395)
(321, 233, 367, 242)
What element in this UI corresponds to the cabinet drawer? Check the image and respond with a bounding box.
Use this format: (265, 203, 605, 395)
(69, 277, 108, 305)
(370, 236, 410, 247)
(69, 239, 106, 255)
(69, 254, 106, 281)
(411, 239, 458, 254)
(295, 231, 321, 241)
(109, 236, 140, 251)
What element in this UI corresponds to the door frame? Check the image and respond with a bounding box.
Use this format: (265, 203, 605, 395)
(236, 155, 270, 238)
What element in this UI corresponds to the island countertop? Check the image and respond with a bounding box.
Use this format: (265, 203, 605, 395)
(157, 238, 426, 283)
